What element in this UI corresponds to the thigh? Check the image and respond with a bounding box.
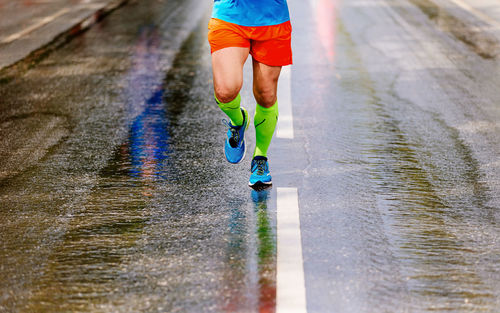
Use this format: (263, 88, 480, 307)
(211, 47, 250, 99)
(208, 18, 251, 99)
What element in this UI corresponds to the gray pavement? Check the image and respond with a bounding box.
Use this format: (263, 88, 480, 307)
(0, 0, 127, 72)
(0, 0, 498, 72)
(409, 0, 500, 59)
(1, 0, 500, 312)
(293, 0, 500, 310)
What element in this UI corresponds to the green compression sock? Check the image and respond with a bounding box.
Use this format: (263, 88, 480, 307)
(253, 101, 278, 157)
(216, 93, 243, 126)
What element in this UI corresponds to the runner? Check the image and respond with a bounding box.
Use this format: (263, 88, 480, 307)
(208, 0, 292, 187)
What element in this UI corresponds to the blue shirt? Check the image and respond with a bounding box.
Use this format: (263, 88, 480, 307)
(212, 0, 290, 27)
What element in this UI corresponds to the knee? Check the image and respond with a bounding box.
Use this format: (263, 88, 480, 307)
(215, 83, 241, 103)
(253, 86, 277, 108)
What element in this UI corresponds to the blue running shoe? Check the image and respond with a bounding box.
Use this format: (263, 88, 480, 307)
(223, 108, 249, 164)
(249, 156, 272, 187)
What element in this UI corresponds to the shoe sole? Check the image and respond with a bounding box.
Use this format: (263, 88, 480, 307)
(248, 180, 272, 187)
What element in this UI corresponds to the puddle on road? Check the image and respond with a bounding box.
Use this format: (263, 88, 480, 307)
(1, 11, 276, 313)
(15, 22, 173, 312)
(220, 189, 276, 313)
(252, 189, 277, 313)
(5, 0, 499, 311)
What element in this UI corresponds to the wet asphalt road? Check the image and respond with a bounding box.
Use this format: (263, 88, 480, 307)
(1, 0, 500, 312)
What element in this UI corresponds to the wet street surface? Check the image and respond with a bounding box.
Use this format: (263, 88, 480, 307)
(1, 0, 500, 312)
(0, 0, 127, 70)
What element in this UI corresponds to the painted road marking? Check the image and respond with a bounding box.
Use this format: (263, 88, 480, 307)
(277, 65, 294, 139)
(277, 187, 307, 313)
(1, 8, 70, 44)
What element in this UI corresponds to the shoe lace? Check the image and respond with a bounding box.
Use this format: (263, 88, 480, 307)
(254, 159, 266, 175)
(222, 119, 240, 148)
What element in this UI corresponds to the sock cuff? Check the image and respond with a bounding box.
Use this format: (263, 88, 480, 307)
(216, 93, 241, 109)
(256, 100, 278, 114)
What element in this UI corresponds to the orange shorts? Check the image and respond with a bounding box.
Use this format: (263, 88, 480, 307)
(208, 18, 293, 67)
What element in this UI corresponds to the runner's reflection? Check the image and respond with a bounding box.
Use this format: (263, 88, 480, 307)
(221, 198, 248, 312)
(251, 188, 277, 313)
(221, 189, 276, 312)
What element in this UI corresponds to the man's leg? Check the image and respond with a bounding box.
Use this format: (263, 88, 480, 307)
(252, 59, 281, 157)
(212, 47, 249, 126)
(212, 47, 251, 164)
(249, 59, 282, 186)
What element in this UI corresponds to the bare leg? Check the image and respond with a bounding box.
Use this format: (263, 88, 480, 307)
(252, 59, 282, 108)
(252, 59, 282, 158)
(212, 47, 250, 103)
(212, 47, 251, 164)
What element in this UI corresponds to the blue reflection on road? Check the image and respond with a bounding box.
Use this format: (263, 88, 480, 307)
(128, 87, 171, 180)
(124, 26, 171, 181)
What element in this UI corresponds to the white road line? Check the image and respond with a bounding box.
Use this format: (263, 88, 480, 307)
(277, 65, 294, 139)
(1, 7, 71, 44)
(277, 187, 307, 313)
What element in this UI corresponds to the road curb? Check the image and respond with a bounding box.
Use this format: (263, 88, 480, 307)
(0, 0, 129, 83)
(410, 0, 500, 59)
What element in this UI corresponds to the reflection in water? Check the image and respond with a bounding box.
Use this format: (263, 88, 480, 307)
(221, 198, 248, 312)
(125, 26, 171, 181)
(128, 86, 171, 180)
(310, 0, 337, 63)
(23, 25, 172, 311)
(1, 1, 219, 310)
(222, 189, 276, 312)
(251, 189, 276, 313)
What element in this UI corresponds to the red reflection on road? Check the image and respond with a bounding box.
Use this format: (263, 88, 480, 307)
(311, 0, 338, 63)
